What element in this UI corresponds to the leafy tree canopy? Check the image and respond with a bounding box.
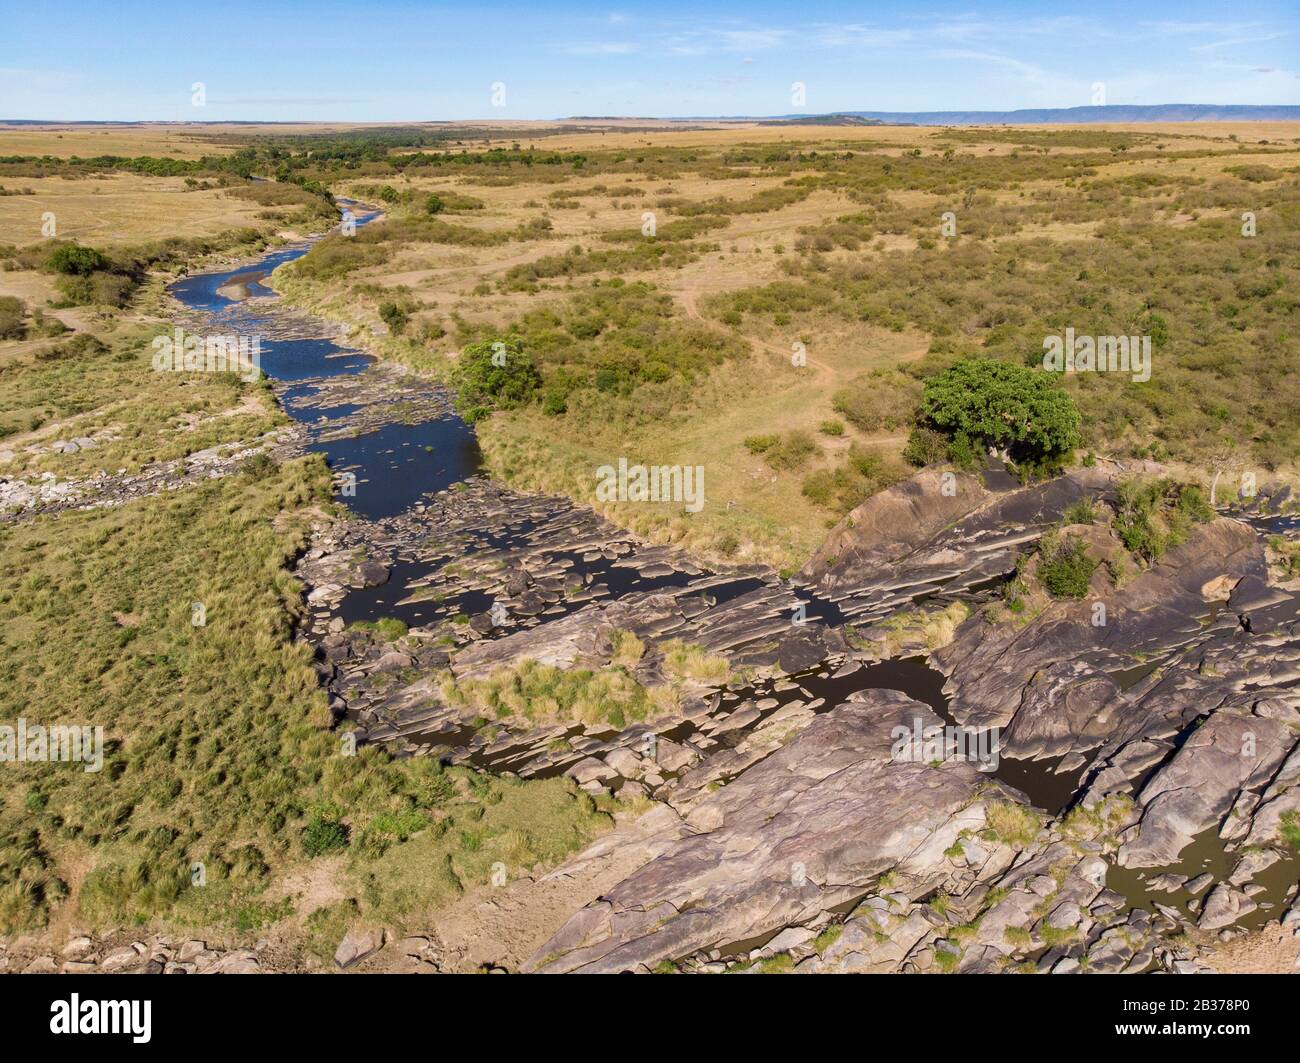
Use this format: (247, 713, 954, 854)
(917, 359, 1081, 473)
(451, 337, 541, 422)
(45, 244, 109, 277)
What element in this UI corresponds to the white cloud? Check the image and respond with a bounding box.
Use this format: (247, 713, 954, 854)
(556, 41, 639, 56)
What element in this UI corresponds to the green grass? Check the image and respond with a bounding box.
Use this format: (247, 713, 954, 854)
(0, 415, 612, 937)
(442, 659, 678, 729)
(609, 629, 646, 668)
(350, 774, 613, 929)
(981, 801, 1044, 849)
(0, 326, 280, 480)
(1281, 811, 1300, 852)
(442, 638, 728, 731)
(350, 617, 410, 643)
(813, 923, 843, 954)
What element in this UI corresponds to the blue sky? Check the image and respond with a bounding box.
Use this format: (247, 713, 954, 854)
(3, 1, 1297, 121)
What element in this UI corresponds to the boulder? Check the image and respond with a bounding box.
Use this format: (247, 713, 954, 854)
(334, 928, 385, 970)
(1198, 885, 1257, 931)
(370, 651, 414, 674)
(354, 561, 390, 588)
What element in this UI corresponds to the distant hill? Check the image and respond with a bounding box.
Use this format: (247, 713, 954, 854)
(747, 104, 1300, 126)
(757, 114, 887, 127)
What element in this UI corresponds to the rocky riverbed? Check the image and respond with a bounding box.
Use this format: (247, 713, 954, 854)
(290, 437, 1300, 973)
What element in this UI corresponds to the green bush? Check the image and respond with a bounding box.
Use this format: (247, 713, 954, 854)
(803, 446, 905, 513)
(902, 426, 951, 467)
(917, 359, 1081, 474)
(302, 812, 348, 857)
(450, 337, 542, 422)
(53, 270, 135, 308)
(34, 333, 109, 362)
(45, 243, 109, 276)
(1037, 537, 1099, 598)
(1061, 499, 1098, 525)
(764, 431, 818, 471)
(1113, 478, 1213, 563)
(378, 301, 409, 335)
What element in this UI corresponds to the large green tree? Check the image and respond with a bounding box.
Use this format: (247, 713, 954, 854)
(451, 337, 542, 422)
(914, 359, 1082, 473)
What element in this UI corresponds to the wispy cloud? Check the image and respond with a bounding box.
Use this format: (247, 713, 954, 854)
(556, 41, 639, 56)
(932, 49, 1051, 82)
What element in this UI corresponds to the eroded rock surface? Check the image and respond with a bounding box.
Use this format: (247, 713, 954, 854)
(528, 691, 1011, 973)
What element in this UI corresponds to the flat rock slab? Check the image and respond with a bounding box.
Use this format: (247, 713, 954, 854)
(528, 690, 999, 973)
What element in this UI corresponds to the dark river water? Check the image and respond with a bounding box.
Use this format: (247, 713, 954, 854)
(167, 206, 482, 518)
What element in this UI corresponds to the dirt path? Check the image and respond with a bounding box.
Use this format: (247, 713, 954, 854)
(676, 284, 836, 376)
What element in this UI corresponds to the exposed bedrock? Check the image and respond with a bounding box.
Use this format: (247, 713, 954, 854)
(1117, 706, 1299, 868)
(803, 464, 1119, 590)
(932, 518, 1267, 760)
(527, 690, 1021, 973)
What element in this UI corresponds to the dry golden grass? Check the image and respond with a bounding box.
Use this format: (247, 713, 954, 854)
(0, 173, 297, 248)
(253, 118, 1300, 562)
(6, 119, 1294, 566)
(0, 123, 236, 159)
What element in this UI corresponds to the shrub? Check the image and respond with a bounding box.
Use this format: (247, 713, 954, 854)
(1037, 537, 1099, 598)
(424, 194, 445, 215)
(0, 295, 25, 339)
(764, 431, 818, 471)
(802, 447, 904, 514)
(832, 369, 921, 433)
(1113, 478, 1212, 563)
(239, 452, 276, 481)
(450, 338, 542, 422)
(902, 426, 951, 467)
(45, 243, 109, 276)
(378, 301, 409, 335)
(1061, 499, 1097, 525)
(1174, 484, 1213, 524)
(34, 333, 108, 362)
(302, 812, 348, 857)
